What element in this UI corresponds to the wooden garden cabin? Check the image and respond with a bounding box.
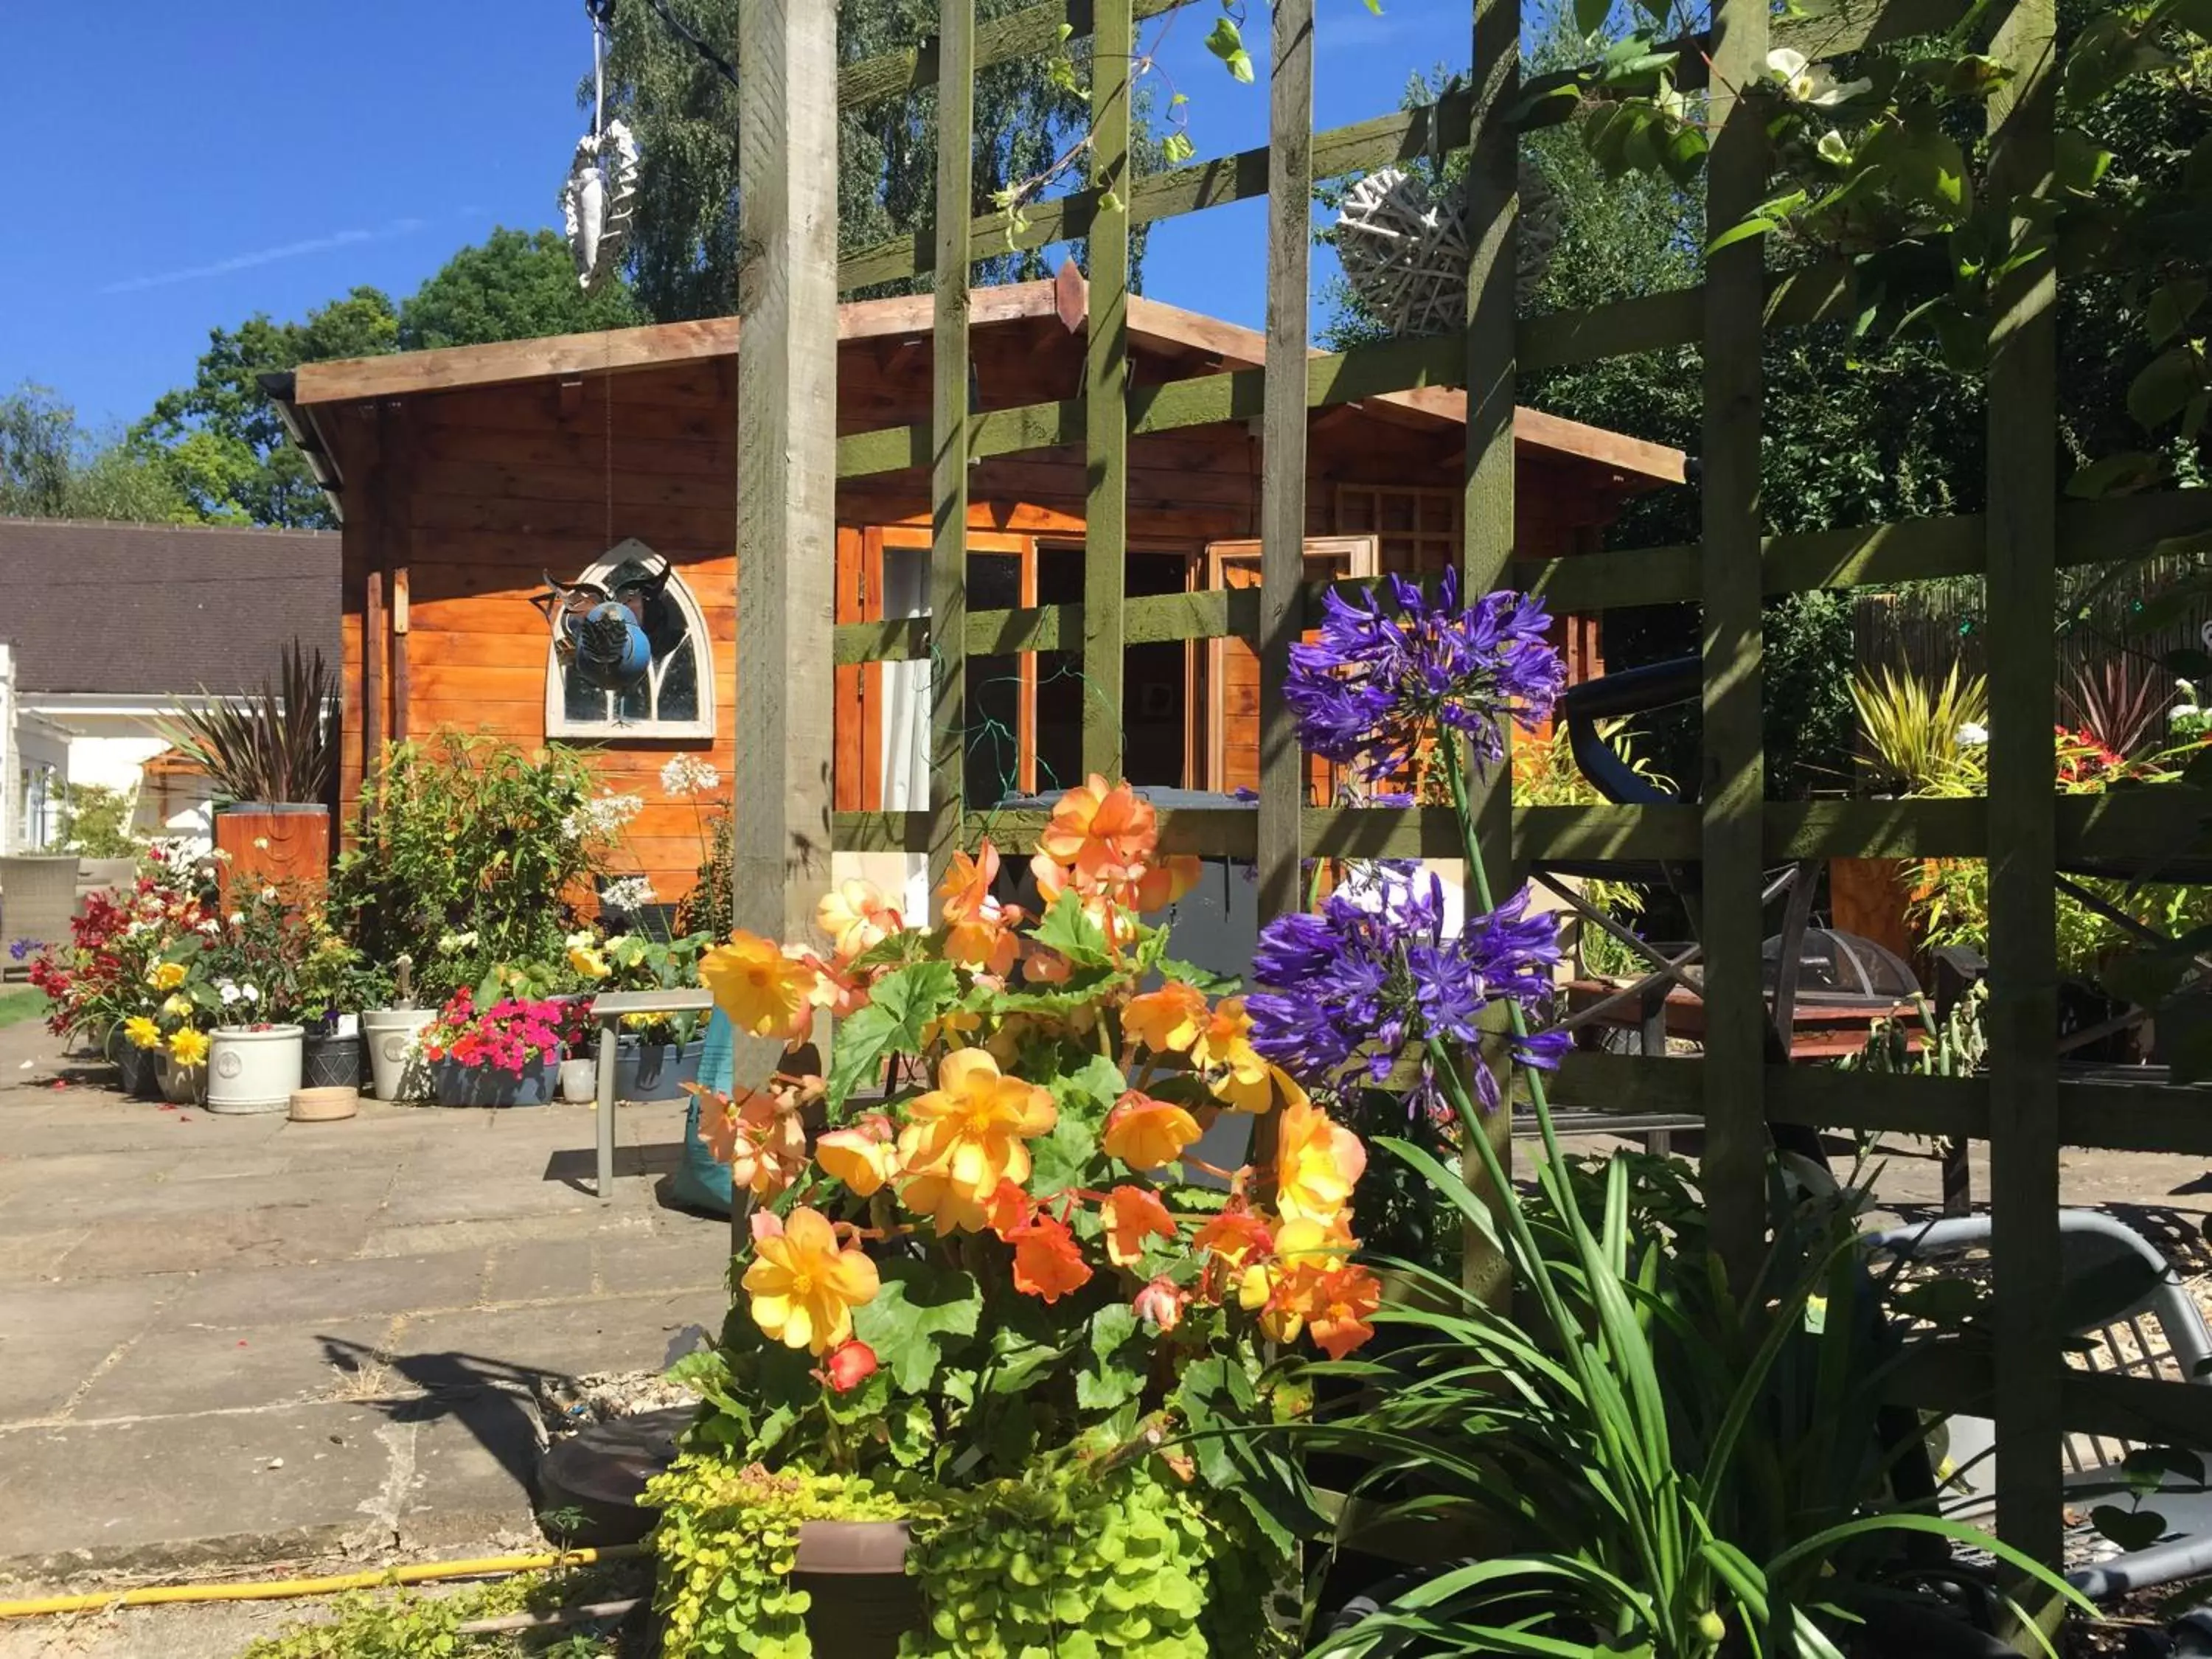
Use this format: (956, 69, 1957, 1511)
(271, 277, 1683, 905)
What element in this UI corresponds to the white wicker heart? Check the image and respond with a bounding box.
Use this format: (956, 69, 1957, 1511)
(561, 119, 639, 293)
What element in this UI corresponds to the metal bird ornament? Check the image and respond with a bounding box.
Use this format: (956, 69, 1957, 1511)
(533, 554, 675, 693)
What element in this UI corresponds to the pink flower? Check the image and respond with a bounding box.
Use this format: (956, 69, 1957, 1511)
(820, 1339, 878, 1393)
(1134, 1276, 1190, 1332)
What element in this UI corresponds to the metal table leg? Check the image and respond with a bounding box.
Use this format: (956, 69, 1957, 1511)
(597, 1012, 618, 1203)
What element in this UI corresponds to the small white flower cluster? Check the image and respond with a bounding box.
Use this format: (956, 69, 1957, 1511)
(1765, 46, 1871, 107)
(659, 755, 722, 798)
(601, 876, 658, 912)
(561, 794, 644, 841)
(435, 930, 481, 955)
(1955, 721, 1989, 746)
(217, 979, 261, 1006)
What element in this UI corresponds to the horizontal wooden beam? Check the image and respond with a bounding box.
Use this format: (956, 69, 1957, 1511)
(836, 0, 1969, 291)
(1522, 489, 2212, 613)
(837, 0, 1197, 109)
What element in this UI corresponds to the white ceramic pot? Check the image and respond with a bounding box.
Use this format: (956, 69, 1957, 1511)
(362, 1006, 437, 1102)
(558, 1056, 599, 1102)
(206, 1025, 305, 1115)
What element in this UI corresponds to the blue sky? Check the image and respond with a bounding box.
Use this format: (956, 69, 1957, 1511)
(7, 0, 1474, 433)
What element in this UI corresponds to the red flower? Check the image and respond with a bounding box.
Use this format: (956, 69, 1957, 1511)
(821, 1339, 878, 1393)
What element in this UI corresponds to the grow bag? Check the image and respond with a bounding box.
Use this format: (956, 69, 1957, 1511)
(664, 1009, 736, 1216)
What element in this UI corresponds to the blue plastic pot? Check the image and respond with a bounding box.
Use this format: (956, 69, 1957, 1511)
(433, 1057, 555, 1107)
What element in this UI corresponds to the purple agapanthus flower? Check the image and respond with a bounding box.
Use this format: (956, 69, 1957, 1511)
(1248, 869, 1570, 1114)
(1284, 568, 1565, 783)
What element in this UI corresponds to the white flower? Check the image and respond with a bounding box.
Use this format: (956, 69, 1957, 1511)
(1956, 721, 1989, 746)
(563, 794, 644, 841)
(212, 849, 234, 863)
(251, 837, 271, 852)
(659, 756, 722, 798)
(241, 984, 260, 1004)
(226, 911, 245, 926)
(197, 918, 220, 936)
(125, 919, 152, 936)
(219, 981, 242, 1006)
(260, 886, 278, 902)
(1767, 47, 1871, 106)
(564, 928, 599, 951)
(1815, 129, 1852, 164)
(601, 876, 658, 912)
(434, 930, 480, 955)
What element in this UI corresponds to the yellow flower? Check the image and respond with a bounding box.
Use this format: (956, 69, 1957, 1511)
(1122, 982, 1206, 1055)
(567, 945, 611, 979)
(123, 1016, 162, 1051)
(742, 1207, 880, 1354)
(148, 961, 187, 992)
(167, 1027, 211, 1068)
(700, 931, 821, 1043)
(161, 994, 192, 1019)
(816, 1114, 900, 1197)
(1192, 998, 1273, 1112)
(816, 879, 902, 963)
(1102, 1089, 1203, 1170)
(895, 1049, 1057, 1231)
(1275, 1099, 1368, 1228)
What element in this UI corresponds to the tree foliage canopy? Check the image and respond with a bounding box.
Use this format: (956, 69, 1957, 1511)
(1, 384, 192, 524)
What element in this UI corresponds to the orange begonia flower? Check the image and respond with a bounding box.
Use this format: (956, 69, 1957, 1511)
(936, 841, 1001, 925)
(804, 953, 872, 1018)
(1102, 1184, 1178, 1267)
(1274, 1097, 1368, 1228)
(1007, 1213, 1093, 1303)
(816, 1113, 900, 1197)
(946, 915, 1020, 977)
(1037, 774, 1159, 890)
(1131, 854, 1203, 913)
(1122, 981, 1208, 1055)
(895, 1048, 1057, 1230)
(1133, 1276, 1191, 1332)
(1241, 1215, 1375, 1356)
(982, 1175, 1034, 1239)
(695, 1085, 809, 1200)
(1193, 1203, 1275, 1279)
(817, 879, 902, 963)
(741, 1206, 880, 1354)
(700, 931, 821, 1043)
(1102, 1089, 1203, 1170)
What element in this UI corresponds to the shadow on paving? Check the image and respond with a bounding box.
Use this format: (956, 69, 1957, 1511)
(317, 1332, 555, 1504)
(540, 1140, 686, 1198)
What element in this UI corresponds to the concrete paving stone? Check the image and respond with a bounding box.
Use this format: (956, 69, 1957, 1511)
(0, 1332, 132, 1422)
(0, 1397, 535, 1573)
(157, 1151, 300, 1183)
(55, 1205, 383, 1282)
(358, 1208, 652, 1259)
(0, 1226, 88, 1282)
(0, 1169, 349, 1232)
(0, 1278, 177, 1343)
(74, 1316, 400, 1419)
(593, 1225, 731, 1298)
(156, 1251, 490, 1332)
(389, 1291, 718, 1391)
(482, 1237, 596, 1304)
(378, 1164, 656, 1228)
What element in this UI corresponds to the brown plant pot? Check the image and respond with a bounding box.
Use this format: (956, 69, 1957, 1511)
(791, 1520, 924, 1655)
(213, 804, 330, 901)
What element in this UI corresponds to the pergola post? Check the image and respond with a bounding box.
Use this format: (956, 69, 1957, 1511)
(730, 0, 838, 1164)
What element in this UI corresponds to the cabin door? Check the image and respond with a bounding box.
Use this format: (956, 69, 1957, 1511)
(1202, 536, 1378, 800)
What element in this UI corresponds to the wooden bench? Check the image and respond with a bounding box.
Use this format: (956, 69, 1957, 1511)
(586, 987, 715, 1203)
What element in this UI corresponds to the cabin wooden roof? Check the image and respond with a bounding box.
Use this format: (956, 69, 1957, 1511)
(285, 279, 1684, 493)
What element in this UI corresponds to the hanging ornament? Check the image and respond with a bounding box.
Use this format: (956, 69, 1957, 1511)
(1334, 161, 1562, 338)
(561, 1, 640, 293)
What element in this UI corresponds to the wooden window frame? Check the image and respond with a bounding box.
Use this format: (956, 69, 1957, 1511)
(543, 538, 717, 740)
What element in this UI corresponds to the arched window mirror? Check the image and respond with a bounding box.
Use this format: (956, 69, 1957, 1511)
(543, 540, 716, 739)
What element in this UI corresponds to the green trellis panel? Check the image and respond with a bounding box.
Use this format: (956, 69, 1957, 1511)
(805, 0, 2212, 1576)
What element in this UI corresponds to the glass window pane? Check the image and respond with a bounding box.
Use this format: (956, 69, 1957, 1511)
(658, 641, 700, 723)
(966, 653, 1023, 807)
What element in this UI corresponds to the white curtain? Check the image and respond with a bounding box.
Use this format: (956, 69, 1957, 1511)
(879, 546, 933, 919)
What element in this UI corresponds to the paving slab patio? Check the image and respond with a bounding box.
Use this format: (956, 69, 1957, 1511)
(0, 1020, 726, 1590)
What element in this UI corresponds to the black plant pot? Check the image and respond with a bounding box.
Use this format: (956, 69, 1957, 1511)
(302, 1031, 364, 1091)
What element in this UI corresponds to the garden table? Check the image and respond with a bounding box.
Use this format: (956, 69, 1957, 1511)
(587, 986, 714, 1202)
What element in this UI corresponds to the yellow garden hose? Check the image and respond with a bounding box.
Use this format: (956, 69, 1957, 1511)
(0, 1542, 647, 1619)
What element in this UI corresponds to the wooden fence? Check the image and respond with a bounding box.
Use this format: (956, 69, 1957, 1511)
(728, 0, 2212, 1579)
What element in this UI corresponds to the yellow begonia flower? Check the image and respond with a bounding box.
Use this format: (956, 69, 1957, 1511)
(816, 1114, 900, 1197)
(700, 931, 821, 1043)
(895, 1048, 1057, 1232)
(161, 994, 192, 1019)
(1274, 1098, 1368, 1228)
(741, 1206, 880, 1354)
(167, 1027, 211, 1068)
(1101, 1090, 1202, 1171)
(567, 945, 611, 979)
(123, 1016, 162, 1051)
(149, 961, 187, 992)
(1192, 998, 1273, 1112)
(815, 879, 901, 963)
(1121, 981, 1207, 1055)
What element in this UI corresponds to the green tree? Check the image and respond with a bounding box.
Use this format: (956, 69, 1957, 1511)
(599, 0, 1142, 320)
(134, 287, 399, 529)
(397, 226, 644, 349)
(0, 385, 192, 524)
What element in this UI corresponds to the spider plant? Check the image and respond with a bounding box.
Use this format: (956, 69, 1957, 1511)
(164, 640, 336, 806)
(1295, 1112, 2087, 1658)
(1851, 663, 1989, 797)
